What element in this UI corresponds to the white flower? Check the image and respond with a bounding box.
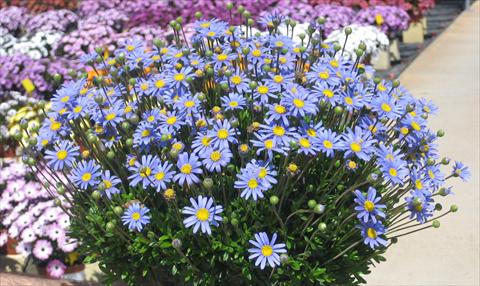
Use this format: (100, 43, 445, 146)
(325, 24, 389, 61)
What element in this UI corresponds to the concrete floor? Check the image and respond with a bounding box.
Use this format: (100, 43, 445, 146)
(366, 2, 480, 285)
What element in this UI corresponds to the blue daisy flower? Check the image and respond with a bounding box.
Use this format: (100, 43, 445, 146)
(312, 82, 339, 106)
(174, 152, 203, 186)
(372, 92, 402, 120)
(357, 221, 388, 249)
(340, 127, 377, 161)
(201, 147, 233, 173)
(192, 133, 213, 155)
(44, 140, 80, 171)
(209, 120, 238, 149)
(317, 129, 340, 158)
(234, 165, 270, 201)
(248, 232, 287, 269)
(128, 155, 160, 188)
(380, 159, 409, 185)
(226, 71, 251, 93)
(405, 190, 434, 223)
(281, 87, 318, 117)
(122, 203, 150, 232)
(251, 133, 289, 160)
(354, 187, 386, 223)
(182, 196, 223, 235)
(221, 93, 247, 112)
(152, 161, 175, 192)
(71, 160, 101, 190)
(265, 103, 290, 126)
(101, 170, 122, 199)
(452, 161, 470, 182)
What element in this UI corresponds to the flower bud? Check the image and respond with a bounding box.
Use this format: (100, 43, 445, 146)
(203, 178, 214, 190)
(426, 158, 435, 166)
(230, 218, 239, 226)
(129, 114, 139, 124)
(314, 204, 325, 214)
(92, 190, 101, 200)
(248, 81, 257, 89)
(392, 80, 400, 88)
(169, 149, 179, 158)
(270, 195, 279, 205)
(450, 205, 458, 212)
(344, 27, 352, 35)
(57, 186, 65, 195)
(107, 150, 115, 160)
(437, 129, 445, 137)
(333, 44, 342, 51)
(27, 157, 36, 166)
(54, 199, 62, 206)
(172, 238, 182, 249)
(334, 106, 343, 114)
(195, 11, 202, 19)
(106, 221, 116, 232)
(280, 254, 289, 264)
(441, 157, 450, 165)
(53, 73, 63, 83)
(358, 42, 366, 51)
(237, 5, 245, 14)
(114, 206, 123, 216)
(125, 138, 133, 147)
(317, 17, 326, 25)
(435, 203, 443, 211)
(19, 119, 28, 130)
(308, 199, 317, 209)
(13, 132, 22, 141)
(318, 222, 327, 231)
(226, 2, 234, 10)
(432, 220, 440, 228)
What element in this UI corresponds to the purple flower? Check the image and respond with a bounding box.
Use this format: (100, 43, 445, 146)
(33, 239, 53, 260)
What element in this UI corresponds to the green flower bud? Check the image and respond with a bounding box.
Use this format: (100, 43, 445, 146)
(406, 104, 415, 112)
(392, 80, 400, 88)
(243, 11, 251, 19)
(114, 206, 123, 216)
(249, 81, 258, 89)
(298, 33, 306, 40)
(169, 20, 177, 28)
(28, 138, 37, 147)
(203, 178, 214, 190)
(242, 47, 250, 55)
(344, 27, 352, 35)
(441, 157, 450, 165)
(172, 238, 182, 249)
(226, 2, 234, 10)
(129, 114, 139, 124)
(437, 129, 445, 137)
(262, 65, 271, 72)
(373, 77, 382, 85)
(176, 16, 183, 24)
(106, 221, 116, 232)
(19, 119, 28, 130)
(336, 184, 345, 191)
(53, 73, 62, 83)
(57, 186, 65, 195)
(308, 199, 317, 209)
(355, 49, 364, 58)
(206, 67, 214, 76)
(13, 132, 22, 141)
(435, 203, 443, 211)
(54, 199, 62, 206)
(227, 164, 236, 173)
(95, 47, 103, 55)
(92, 190, 101, 200)
(450, 205, 458, 212)
(280, 254, 289, 264)
(314, 204, 325, 214)
(358, 42, 367, 51)
(333, 44, 342, 51)
(247, 18, 254, 26)
(94, 95, 105, 104)
(317, 17, 326, 25)
(432, 220, 440, 228)
(334, 106, 343, 114)
(169, 149, 179, 158)
(106, 150, 115, 160)
(237, 5, 245, 14)
(270, 195, 279, 205)
(153, 39, 163, 47)
(121, 122, 130, 131)
(30, 124, 40, 133)
(427, 158, 435, 166)
(27, 157, 36, 166)
(194, 11, 202, 19)
(97, 182, 106, 192)
(334, 160, 341, 168)
(87, 134, 98, 144)
(126, 138, 133, 147)
(318, 222, 327, 232)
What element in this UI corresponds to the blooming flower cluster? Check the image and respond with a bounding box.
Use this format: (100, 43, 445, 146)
(0, 159, 78, 279)
(354, 5, 410, 37)
(325, 24, 389, 61)
(17, 9, 467, 286)
(0, 91, 39, 145)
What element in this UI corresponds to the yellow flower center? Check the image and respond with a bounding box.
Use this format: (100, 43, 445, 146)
(261, 245, 273, 257)
(184, 100, 195, 108)
(345, 97, 353, 105)
(415, 179, 423, 190)
(173, 142, 183, 151)
(229, 101, 238, 108)
(210, 151, 222, 162)
(217, 129, 229, 139)
(147, 115, 155, 122)
(348, 161, 357, 169)
(81, 173, 92, 182)
(389, 168, 398, 177)
(140, 167, 151, 178)
(174, 73, 185, 81)
(323, 140, 333, 149)
(129, 158, 136, 166)
(155, 79, 165, 88)
(124, 105, 133, 114)
(248, 178, 258, 189)
(201, 137, 211, 146)
(140, 83, 149, 91)
(411, 121, 421, 131)
(207, 31, 216, 37)
(273, 126, 285, 136)
(141, 129, 150, 137)
(41, 139, 49, 146)
(307, 129, 317, 137)
(400, 127, 409, 135)
(329, 59, 339, 68)
(131, 212, 141, 221)
(293, 98, 305, 108)
(166, 116, 177, 125)
(273, 75, 283, 83)
(94, 175, 108, 187)
(252, 49, 262, 57)
(323, 89, 334, 98)
(164, 188, 175, 199)
(50, 121, 61, 131)
(264, 140, 274, 149)
(73, 106, 82, 113)
(318, 71, 329, 79)
(126, 45, 135, 52)
(196, 208, 210, 221)
(274, 104, 286, 114)
(258, 168, 267, 179)
(60, 96, 69, 103)
(200, 22, 211, 28)
(299, 138, 311, 148)
(257, 85, 269, 94)
(288, 163, 298, 173)
(350, 142, 362, 153)
(181, 164, 192, 174)
(364, 200, 375, 212)
(230, 75, 242, 85)
(381, 103, 392, 112)
(56, 150, 68, 160)
(367, 228, 377, 239)
(240, 144, 249, 153)
(217, 53, 228, 61)
(155, 172, 165, 181)
(105, 113, 116, 121)
(428, 170, 435, 179)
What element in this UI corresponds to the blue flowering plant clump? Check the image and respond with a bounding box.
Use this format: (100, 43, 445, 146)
(18, 9, 470, 286)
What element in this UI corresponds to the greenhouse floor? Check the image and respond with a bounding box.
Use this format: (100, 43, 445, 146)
(367, 1, 480, 285)
(1, 2, 479, 285)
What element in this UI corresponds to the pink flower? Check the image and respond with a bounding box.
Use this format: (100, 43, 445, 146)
(33, 239, 53, 260)
(46, 259, 67, 279)
(21, 227, 36, 243)
(47, 224, 65, 241)
(59, 237, 78, 253)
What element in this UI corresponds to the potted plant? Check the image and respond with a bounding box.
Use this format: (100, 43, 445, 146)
(20, 8, 469, 286)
